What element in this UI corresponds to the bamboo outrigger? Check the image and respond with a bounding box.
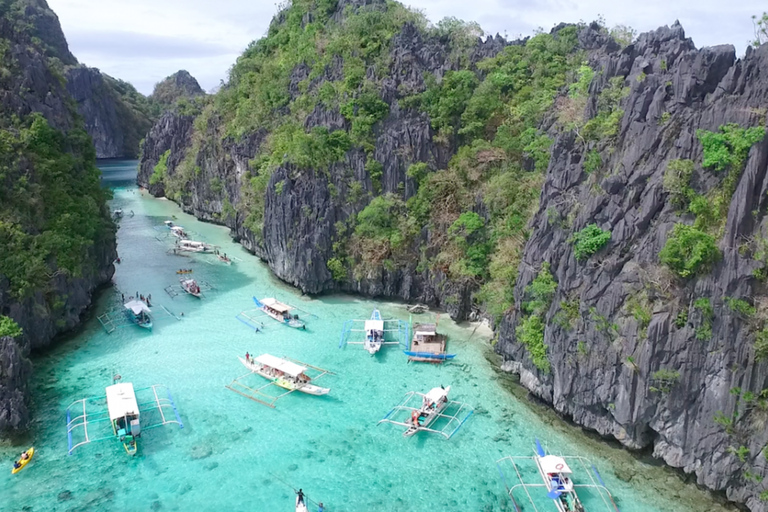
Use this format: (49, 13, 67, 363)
(378, 386, 473, 439)
(236, 297, 316, 332)
(338, 308, 410, 354)
(226, 354, 333, 408)
(496, 439, 621, 512)
(97, 291, 181, 334)
(65, 383, 183, 456)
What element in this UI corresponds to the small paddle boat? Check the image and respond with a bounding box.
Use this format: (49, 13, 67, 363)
(11, 447, 34, 474)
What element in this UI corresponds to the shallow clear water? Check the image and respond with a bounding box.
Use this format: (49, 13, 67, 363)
(0, 161, 732, 511)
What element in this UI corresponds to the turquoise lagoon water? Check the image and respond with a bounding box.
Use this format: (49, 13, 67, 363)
(0, 161, 732, 512)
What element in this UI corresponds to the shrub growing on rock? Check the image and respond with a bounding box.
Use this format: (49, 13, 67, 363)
(659, 223, 720, 277)
(571, 224, 611, 260)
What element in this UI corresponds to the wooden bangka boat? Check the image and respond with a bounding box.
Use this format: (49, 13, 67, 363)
(239, 355, 329, 396)
(175, 239, 214, 253)
(534, 441, 587, 512)
(170, 225, 189, 240)
(180, 278, 202, 298)
(364, 309, 385, 354)
(66, 383, 184, 456)
(405, 322, 455, 362)
(124, 299, 153, 330)
(378, 386, 474, 440)
(256, 297, 306, 329)
(107, 383, 141, 455)
(496, 440, 621, 512)
(404, 386, 450, 436)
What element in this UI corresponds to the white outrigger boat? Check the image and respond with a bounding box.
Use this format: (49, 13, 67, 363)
(226, 354, 333, 408)
(364, 309, 384, 354)
(97, 291, 181, 334)
(258, 297, 306, 328)
(170, 225, 188, 240)
(66, 381, 183, 456)
(338, 308, 409, 353)
(236, 297, 311, 331)
(378, 386, 474, 439)
(404, 386, 450, 436)
(124, 299, 153, 330)
(534, 443, 586, 512)
(496, 439, 621, 512)
(180, 278, 202, 298)
(175, 239, 215, 253)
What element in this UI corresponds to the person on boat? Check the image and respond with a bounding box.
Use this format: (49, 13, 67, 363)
(246, 352, 250, 363)
(411, 410, 420, 426)
(296, 489, 305, 506)
(13, 461, 21, 469)
(20, 451, 29, 460)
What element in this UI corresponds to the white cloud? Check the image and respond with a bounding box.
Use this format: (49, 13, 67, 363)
(47, 0, 766, 95)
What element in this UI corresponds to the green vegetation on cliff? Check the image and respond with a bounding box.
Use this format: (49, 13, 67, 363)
(145, 0, 595, 322)
(0, 1, 114, 298)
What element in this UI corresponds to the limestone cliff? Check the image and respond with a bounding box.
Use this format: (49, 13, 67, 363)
(136, 0, 768, 508)
(0, 0, 116, 432)
(150, 69, 205, 108)
(65, 66, 155, 158)
(496, 25, 768, 511)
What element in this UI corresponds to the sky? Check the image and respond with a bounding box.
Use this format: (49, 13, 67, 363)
(47, 0, 765, 96)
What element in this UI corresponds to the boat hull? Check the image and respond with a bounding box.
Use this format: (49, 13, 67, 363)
(239, 358, 329, 395)
(364, 338, 382, 355)
(534, 455, 581, 512)
(11, 447, 34, 474)
(404, 396, 450, 436)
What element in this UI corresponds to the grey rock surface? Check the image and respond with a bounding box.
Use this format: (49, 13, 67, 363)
(496, 24, 768, 511)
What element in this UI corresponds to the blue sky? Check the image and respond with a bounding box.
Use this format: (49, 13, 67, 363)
(48, 0, 765, 95)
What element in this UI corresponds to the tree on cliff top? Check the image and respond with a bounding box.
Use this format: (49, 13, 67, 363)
(752, 12, 768, 47)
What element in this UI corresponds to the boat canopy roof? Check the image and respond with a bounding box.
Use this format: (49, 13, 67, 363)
(124, 300, 151, 314)
(170, 226, 185, 232)
(180, 240, 207, 247)
(425, 386, 449, 403)
(164, 220, 173, 225)
(365, 319, 384, 331)
(255, 354, 306, 377)
(539, 455, 572, 474)
(106, 382, 139, 421)
(415, 323, 437, 336)
(260, 298, 291, 313)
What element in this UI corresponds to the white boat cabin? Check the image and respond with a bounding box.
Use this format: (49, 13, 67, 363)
(177, 240, 212, 252)
(365, 319, 384, 334)
(260, 298, 293, 318)
(255, 353, 307, 379)
(106, 382, 140, 433)
(539, 455, 573, 475)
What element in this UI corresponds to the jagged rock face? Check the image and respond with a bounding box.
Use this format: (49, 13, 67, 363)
(150, 70, 205, 107)
(1, 0, 77, 66)
(137, 18, 483, 320)
(497, 24, 768, 511)
(0, 335, 32, 431)
(65, 68, 156, 159)
(0, 0, 117, 433)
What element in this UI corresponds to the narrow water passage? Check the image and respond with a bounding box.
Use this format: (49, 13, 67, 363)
(0, 161, 731, 511)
